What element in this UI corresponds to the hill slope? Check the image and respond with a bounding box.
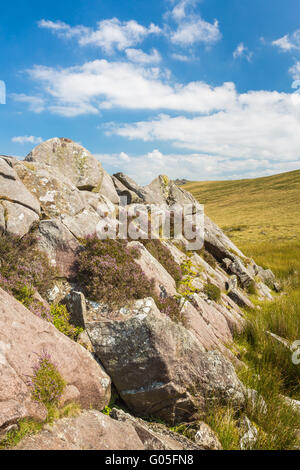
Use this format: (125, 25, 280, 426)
(184, 169, 300, 247)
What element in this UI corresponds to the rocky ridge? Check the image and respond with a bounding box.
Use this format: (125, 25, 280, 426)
(0, 138, 278, 450)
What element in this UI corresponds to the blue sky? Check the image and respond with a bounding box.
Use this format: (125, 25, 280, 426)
(1, 0, 300, 184)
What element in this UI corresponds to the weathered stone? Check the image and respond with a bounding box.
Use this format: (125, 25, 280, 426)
(127, 241, 177, 297)
(14, 161, 86, 218)
(223, 257, 255, 289)
(194, 422, 222, 450)
(0, 158, 40, 215)
(228, 288, 255, 309)
(238, 416, 258, 450)
(87, 297, 245, 424)
(77, 330, 94, 353)
(0, 201, 39, 237)
(113, 172, 147, 201)
(25, 138, 103, 191)
(112, 175, 142, 204)
(204, 215, 244, 262)
(99, 170, 120, 204)
(62, 290, 87, 328)
(0, 288, 111, 432)
(110, 408, 196, 450)
(61, 208, 101, 239)
(15, 410, 145, 450)
(59, 385, 81, 408)
(37, 220, 79, 278)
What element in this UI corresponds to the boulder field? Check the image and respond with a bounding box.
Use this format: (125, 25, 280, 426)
(0, 138, 276, 450)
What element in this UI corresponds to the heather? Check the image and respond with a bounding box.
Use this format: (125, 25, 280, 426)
(74, 237, 156, 307)
(0, 232, 56, 299)
(28, 351, 66, 407)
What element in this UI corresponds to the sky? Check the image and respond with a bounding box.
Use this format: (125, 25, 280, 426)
(1, 0, 300, 184)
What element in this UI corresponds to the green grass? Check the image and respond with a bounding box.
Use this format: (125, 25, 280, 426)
(184, 169, 300, 246)
(184, 169, 300, 450)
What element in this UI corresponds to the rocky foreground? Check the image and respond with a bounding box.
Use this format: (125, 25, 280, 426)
(0, 138, 279, 450)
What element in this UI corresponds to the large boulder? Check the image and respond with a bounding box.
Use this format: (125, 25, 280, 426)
(15, 410, 144, 450)
(37, 220, 80, 278)
(25, 138, 104, 191)
(110, 408, 200, 450)
(87, 297, 245, 424)
(14, 161, 86, 218)
(127, 241, 177, 297)
(0, 288, 111, 435)
(0, 157, 40, 236)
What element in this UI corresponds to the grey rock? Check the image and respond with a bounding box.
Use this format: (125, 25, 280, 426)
(87, 297, 245, 424)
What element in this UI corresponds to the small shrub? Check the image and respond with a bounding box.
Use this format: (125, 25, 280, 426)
(141, 239, 182, 286)
(197, 249, 217, 269)
(0, 232, 56, 299)
(178, 258, 200, 300)
(203, 283, 221, 302)
(28, 352, 66, 407)
(247, 280, 258, 296)
(155, 295, 186, 325)
(74, 237, 155, 307)
(50, 304, 83, 340)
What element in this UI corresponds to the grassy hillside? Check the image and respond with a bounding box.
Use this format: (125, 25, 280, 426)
(184, 170, 300, 448)
(184, 169, 300, 247)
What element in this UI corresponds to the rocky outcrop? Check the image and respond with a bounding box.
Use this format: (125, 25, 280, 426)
(110, 408, 199, 450)
(0, 157, 40, 236)
(0, 288, 111, 436)
(87, 297, 245, 425)
(15, 410, 145, 450)
(25, 138, 103, 191)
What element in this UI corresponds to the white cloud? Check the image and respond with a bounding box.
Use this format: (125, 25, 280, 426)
(38, 18, 161, 54)
(170, 17, 220, 46)
(165, 0, 221, 47)
(290, 61, 300, 80)
(272, 30, 300, 51)
(11, 93, 45, 113)
(233, 43, 253, 61)
(24, 60, 237, 116)
(12, 135, 43, 144)
(125, 48, 161, 64)
(108, 90, 300, 163)
(96, 148, 300, 185)
(171, 53, 191, 61)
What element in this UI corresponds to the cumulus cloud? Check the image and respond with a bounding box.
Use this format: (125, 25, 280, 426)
(12, 135, 43, 144)
(272, 30, 300, 51)
(24, 60, 237, 116)
(233, 43, 253, 61)
(108, 91, 300, 163)
(38, 18, 161, 54)
(165, 0, 221, 46)
(125, 48, 161, 64)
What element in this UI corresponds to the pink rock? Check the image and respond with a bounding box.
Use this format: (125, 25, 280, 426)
(0, 288, 111, 431)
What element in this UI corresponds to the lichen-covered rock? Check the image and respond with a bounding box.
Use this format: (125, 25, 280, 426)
(0, 157, 40, 236)
(194, 422, 222, 450)
(14, 161, 86, 218)
(61, 208, 101, 239)
(87, 297, 245, 424)
(25, 138, 103, 191)
(37, 220, 79, 278)
(0, 200, 39, 237)
(99, 170, 120, 204)
(14, 410, 144, 450)
(0, 288, 111, 433)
